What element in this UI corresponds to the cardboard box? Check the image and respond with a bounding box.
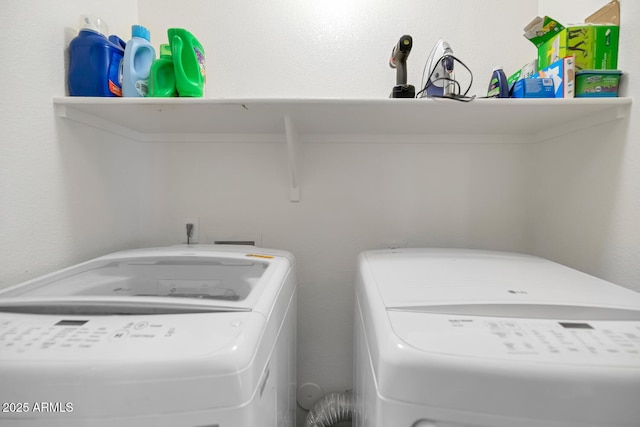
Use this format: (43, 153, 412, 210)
(585, 0, 620, 25)
(538, 25, 619, 71)
(537, 56, 575, 98)
(525, 1, 620, 71)
(523, 16, 564, 47)
(512, 78, 554, 98)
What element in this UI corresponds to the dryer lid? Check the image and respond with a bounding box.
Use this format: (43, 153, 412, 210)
(359, 249, 640, 423)
(363, 249, 640, 315)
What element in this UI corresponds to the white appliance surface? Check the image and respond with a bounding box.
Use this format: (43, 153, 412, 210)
(354, 248, 640, 427)
(0, 245, 297, 427)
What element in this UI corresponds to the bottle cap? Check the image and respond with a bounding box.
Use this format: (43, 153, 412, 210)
(160, 44, 172, 58)
(492, 66, 504, 72)
(132, 25, 150, 41)
(80, 15, 108, 35)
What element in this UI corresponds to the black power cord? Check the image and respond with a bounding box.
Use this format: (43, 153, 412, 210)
(186, 223, 194, 245)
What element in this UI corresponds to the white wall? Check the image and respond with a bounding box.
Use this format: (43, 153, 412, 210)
(1, 1, 638, 426)
(0, 1, 148, 285)
(138, 0, 537, 99)
(136, 1, 539, 421)
(530, 0, 640, 292)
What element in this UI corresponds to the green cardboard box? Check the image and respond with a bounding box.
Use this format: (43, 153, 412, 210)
(538, 25, 619, 71)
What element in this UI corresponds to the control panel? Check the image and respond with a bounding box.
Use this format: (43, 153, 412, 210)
(388, 311, 640, 364)
(0, 311, 248, 362)
(0, 317, 177, 353)
(482, 319, 640, 357)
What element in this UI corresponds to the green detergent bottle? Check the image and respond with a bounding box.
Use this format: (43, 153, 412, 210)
(149, 44, 177, 97)
(168, 28, 206, 97)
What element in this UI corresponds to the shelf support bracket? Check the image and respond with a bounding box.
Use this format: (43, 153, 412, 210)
(284, 115, 301, 202)
(616, 104, 628, 120)
(55, 104, 143, 142)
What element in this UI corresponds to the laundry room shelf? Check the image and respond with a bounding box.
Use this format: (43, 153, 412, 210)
(54, 96, 632, 202)
(54, 97, 631, 143)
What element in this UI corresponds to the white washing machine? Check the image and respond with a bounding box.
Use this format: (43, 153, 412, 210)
(354, 248, 640, 427)
(0, 245, 297, 427)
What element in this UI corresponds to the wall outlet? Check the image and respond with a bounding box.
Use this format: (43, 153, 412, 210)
(181, 217, 199, 244)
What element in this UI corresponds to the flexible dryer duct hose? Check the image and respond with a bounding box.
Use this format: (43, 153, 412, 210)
(304, 390, 353, 427)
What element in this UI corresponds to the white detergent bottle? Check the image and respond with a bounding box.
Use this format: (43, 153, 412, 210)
(122, 25, 155, 97)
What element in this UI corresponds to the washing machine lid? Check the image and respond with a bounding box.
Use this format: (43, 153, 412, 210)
(364, 248, 640, 318)
(0, 245, 293, 316)
(0, 245, 295, 414)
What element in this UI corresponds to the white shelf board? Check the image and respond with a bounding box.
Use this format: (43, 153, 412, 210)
(54, 97, 632, 143)
(54, 96, 632, 202)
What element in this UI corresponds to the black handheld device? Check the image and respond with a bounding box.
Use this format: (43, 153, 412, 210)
(389, 35, 415, 98)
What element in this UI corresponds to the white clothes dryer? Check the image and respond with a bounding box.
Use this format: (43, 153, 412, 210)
(354, 248, 640, 427)
(0, 245, 297, 427)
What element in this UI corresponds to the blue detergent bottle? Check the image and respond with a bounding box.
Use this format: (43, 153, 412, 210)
(487, 66, 509, 98)
(122, 25, 156, 97)
(68, 15, 126, 97)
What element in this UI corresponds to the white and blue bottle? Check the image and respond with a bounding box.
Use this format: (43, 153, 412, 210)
(122, 25, 155, 97)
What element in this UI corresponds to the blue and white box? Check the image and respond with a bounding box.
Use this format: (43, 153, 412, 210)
(512, 78, 555, 98)
(536, 56, 575, 98)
